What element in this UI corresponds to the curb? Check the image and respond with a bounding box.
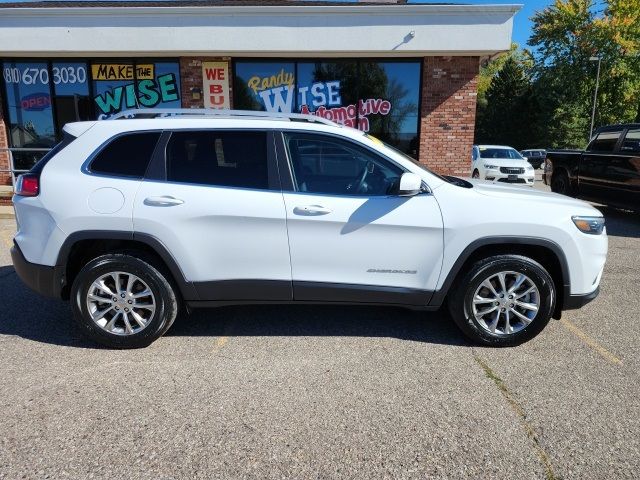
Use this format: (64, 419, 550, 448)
(0, 206, 15, 219)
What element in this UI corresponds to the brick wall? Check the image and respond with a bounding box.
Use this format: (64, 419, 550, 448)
(179, 57, 233, 109)
(419, 56, 479, 177)
(0, 89, 10, 186)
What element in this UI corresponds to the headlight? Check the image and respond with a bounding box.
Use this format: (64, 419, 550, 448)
(526, 165, 534, 170)
(484, 164, 498, 169)
(572, 216, 605, 235)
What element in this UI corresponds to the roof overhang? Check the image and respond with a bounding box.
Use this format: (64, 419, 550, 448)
(0, 4, 521, 58)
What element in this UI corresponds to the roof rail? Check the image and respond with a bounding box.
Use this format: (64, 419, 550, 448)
(108, 108, 340, 127)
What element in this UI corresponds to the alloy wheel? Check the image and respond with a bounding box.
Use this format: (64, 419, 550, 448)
(86, 271, 156, 335)
(471, 271, 540, 335)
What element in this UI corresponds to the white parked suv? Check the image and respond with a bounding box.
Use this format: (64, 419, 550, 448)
(11, 110, 607, 348)
(472, 145, 536, 185)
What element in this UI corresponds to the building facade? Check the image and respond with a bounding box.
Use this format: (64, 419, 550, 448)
(0, 0, 519, 188)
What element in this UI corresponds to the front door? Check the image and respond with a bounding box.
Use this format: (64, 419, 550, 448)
(278, 132, 443, 306)
(578, 128, 623, 204)
(613, 128, 640, 207)
(133, 129, 292, 301)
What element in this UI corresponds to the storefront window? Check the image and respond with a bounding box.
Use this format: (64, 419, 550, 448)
(52, 62, 89, 96)
(234, 62, 295, 112)
(233, 60, 421, 155)
(359, 62, 420, 155)
(2, 61, 56, 149)
(91, 61, 181, 118)
(52, 62, 93, 139)
(296, 61, 359, 126)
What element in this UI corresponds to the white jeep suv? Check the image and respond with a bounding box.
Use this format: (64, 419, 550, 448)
(472, 145, 536, 186)
(11, 110, 607, 348)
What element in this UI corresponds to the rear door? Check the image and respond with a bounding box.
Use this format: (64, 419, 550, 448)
(578, 128, 623, 203)
(133, 129, 292, 301)
(277, 131, 443, 306)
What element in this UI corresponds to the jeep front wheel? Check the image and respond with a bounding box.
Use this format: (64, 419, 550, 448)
(448, 255, 555, 347)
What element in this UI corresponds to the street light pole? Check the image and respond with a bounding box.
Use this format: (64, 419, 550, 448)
(589, 56, 602, 140)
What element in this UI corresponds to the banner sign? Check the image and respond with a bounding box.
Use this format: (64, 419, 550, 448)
(93, 73, 180, 116)
(91, 64, 155, 81)
(246, 69, 392, 132)
(202, 62, 230, 109)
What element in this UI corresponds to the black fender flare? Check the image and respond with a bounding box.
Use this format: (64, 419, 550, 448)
(428, 236, 570, 313)
(56, 230, 198, 301)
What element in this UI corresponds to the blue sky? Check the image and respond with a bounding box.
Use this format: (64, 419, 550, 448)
(410, 1, 555, 49)
(0, 0, 554, 48)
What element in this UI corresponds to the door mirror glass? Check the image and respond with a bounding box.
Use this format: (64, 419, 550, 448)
(397, 172, 422, 196)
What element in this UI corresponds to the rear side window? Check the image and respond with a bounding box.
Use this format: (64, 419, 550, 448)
(166, 131, 268, 190)
(90, 132, 161, 178)
(587, 130, 622, 153)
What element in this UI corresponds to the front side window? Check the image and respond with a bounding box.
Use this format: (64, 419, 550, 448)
(284, 133, 402, 196)
(621, 129, 640, 153)
(587, 130, 622, 153)
(89, 132, 161, 178)
(166, 131, 269, 190)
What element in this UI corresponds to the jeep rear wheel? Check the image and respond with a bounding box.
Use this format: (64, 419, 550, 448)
(71, 254, 178, 348)
(448, 255, 555, 347)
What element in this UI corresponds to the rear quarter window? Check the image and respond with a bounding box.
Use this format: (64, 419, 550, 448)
(89, 132, 161, 178)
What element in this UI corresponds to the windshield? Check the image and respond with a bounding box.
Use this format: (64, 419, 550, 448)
(479, 148, 524, 160)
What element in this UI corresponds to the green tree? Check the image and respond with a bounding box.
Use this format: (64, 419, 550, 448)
(528, 0, 640, 147)
(477, 43, 533, 110)
(475, 57, 536, 150)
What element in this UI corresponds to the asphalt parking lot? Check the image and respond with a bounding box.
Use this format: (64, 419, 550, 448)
(0, 179, 638, 479)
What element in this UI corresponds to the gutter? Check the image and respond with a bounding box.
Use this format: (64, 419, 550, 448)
(0, 4, 522, 17)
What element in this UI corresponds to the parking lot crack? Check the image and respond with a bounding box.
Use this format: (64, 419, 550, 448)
(473, 353, 558, 480)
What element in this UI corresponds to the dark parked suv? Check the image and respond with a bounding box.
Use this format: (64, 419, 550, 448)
(520, 149, 546, 169)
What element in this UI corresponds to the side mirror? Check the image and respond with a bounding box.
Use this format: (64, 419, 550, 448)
(397, 172, 423, 196)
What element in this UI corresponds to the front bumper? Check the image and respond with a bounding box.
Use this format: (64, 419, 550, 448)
(564, 286, 600, 310)
(485, 171, 535, 186)
(11, 242, 63, 298)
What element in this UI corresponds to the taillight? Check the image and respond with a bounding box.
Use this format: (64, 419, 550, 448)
(15, 174, 40, 197)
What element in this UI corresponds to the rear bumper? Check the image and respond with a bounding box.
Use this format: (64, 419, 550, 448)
(564, 286, 600, 310)
(11, 242, 63, 298)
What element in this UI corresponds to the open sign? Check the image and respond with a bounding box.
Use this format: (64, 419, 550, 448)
(20, 93, 51, 111)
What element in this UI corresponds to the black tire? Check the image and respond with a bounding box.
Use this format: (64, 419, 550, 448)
(550, 169, 571, 196)
(448, 255, 555, 347)
(71, 253, 179, 348)
(472, 169, 480, 179)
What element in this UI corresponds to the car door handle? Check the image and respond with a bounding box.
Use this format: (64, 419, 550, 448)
(293, 205, 332, 216)
(144, 196, 185, 207)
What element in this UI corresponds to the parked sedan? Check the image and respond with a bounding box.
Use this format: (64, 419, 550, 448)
(472, 145, 535, 186)
(520, 149, 546, 169)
